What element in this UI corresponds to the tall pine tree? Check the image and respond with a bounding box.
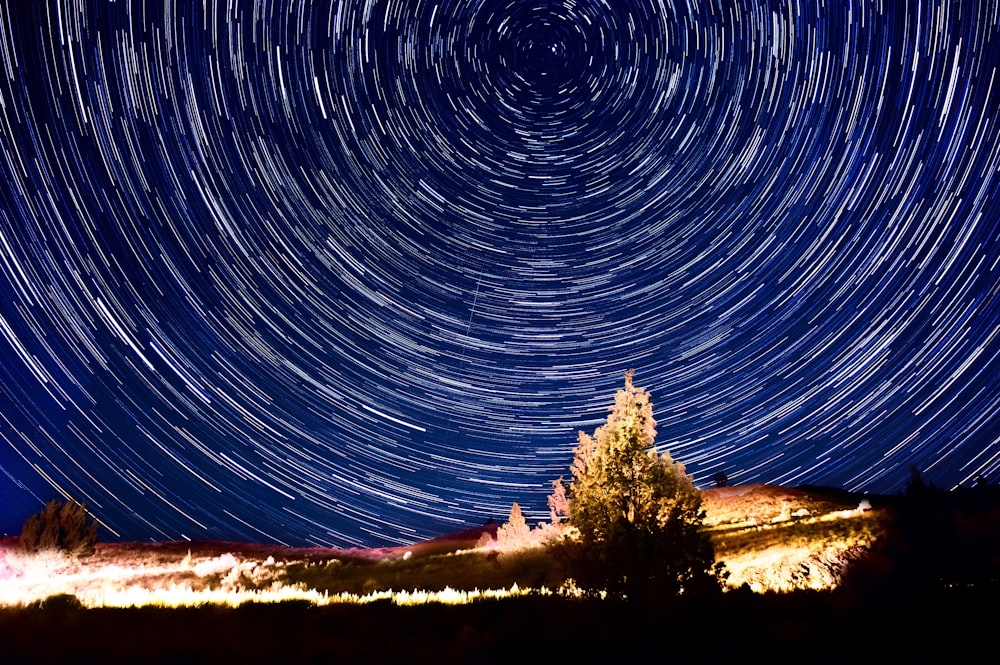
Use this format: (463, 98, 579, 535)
(560, 370, 723, 599)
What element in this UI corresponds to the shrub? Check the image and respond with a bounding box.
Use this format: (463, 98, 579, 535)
(20, 498, 98, 556)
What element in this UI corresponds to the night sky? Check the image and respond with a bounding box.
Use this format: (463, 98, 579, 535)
(1, 0, 999, 547)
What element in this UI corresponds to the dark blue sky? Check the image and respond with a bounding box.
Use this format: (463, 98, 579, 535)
(1, 0, 999, 547)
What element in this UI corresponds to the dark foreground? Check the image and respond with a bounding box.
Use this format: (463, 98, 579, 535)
(1, 585, 993, 665)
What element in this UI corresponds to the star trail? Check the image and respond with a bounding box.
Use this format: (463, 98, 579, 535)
(1, 0, 999, 547)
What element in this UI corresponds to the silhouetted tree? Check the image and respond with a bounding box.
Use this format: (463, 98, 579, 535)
(20, 498, 98, 556)
(905, 465, 931, 497)
(558, 370, 724, 600)
(713, 471, 728, 488)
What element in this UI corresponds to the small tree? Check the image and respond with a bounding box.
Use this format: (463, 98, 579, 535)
(558, 370, 723, 599)
(20, 499, 98, 557)
(497, 502, 531, 550)
(548, 476, 568, 526)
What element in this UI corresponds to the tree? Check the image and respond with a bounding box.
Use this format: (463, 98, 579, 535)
(557, 370, 724, 599)
(547, 476, 568, 526)
(497, 501, 531, 550)
(20, 498, 98, 557)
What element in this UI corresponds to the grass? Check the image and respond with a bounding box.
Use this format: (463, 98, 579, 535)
(281, 547, 566, 596)
(2, 579, 996, 664)
(0, 484, 890, 609)
(708, 509, 884, 559)
(3, 484, 997, 662)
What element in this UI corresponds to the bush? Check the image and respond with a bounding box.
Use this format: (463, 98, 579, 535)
(20, 498, 98, 556)
(35, 593, 85, 611)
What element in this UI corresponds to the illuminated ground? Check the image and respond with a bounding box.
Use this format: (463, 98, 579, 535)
(0, 484, 881, 608)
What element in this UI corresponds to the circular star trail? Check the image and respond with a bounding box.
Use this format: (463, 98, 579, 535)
(1, 0, 999, 546)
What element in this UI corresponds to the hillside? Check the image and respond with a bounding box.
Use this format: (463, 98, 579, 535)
(0, 484, 885, 608)
(701, 484, 881, 591)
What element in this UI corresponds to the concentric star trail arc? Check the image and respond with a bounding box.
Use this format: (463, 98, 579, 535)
(0, 0, 998, 547)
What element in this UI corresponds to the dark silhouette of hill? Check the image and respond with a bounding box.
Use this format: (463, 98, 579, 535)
(840, 475, 1000, 599)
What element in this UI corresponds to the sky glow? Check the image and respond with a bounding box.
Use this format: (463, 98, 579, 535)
(1, 0, 999, 547)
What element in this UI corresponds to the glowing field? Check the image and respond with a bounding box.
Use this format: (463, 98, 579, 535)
(0, 545, 545, 608)
(1, 485, 882, 608)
